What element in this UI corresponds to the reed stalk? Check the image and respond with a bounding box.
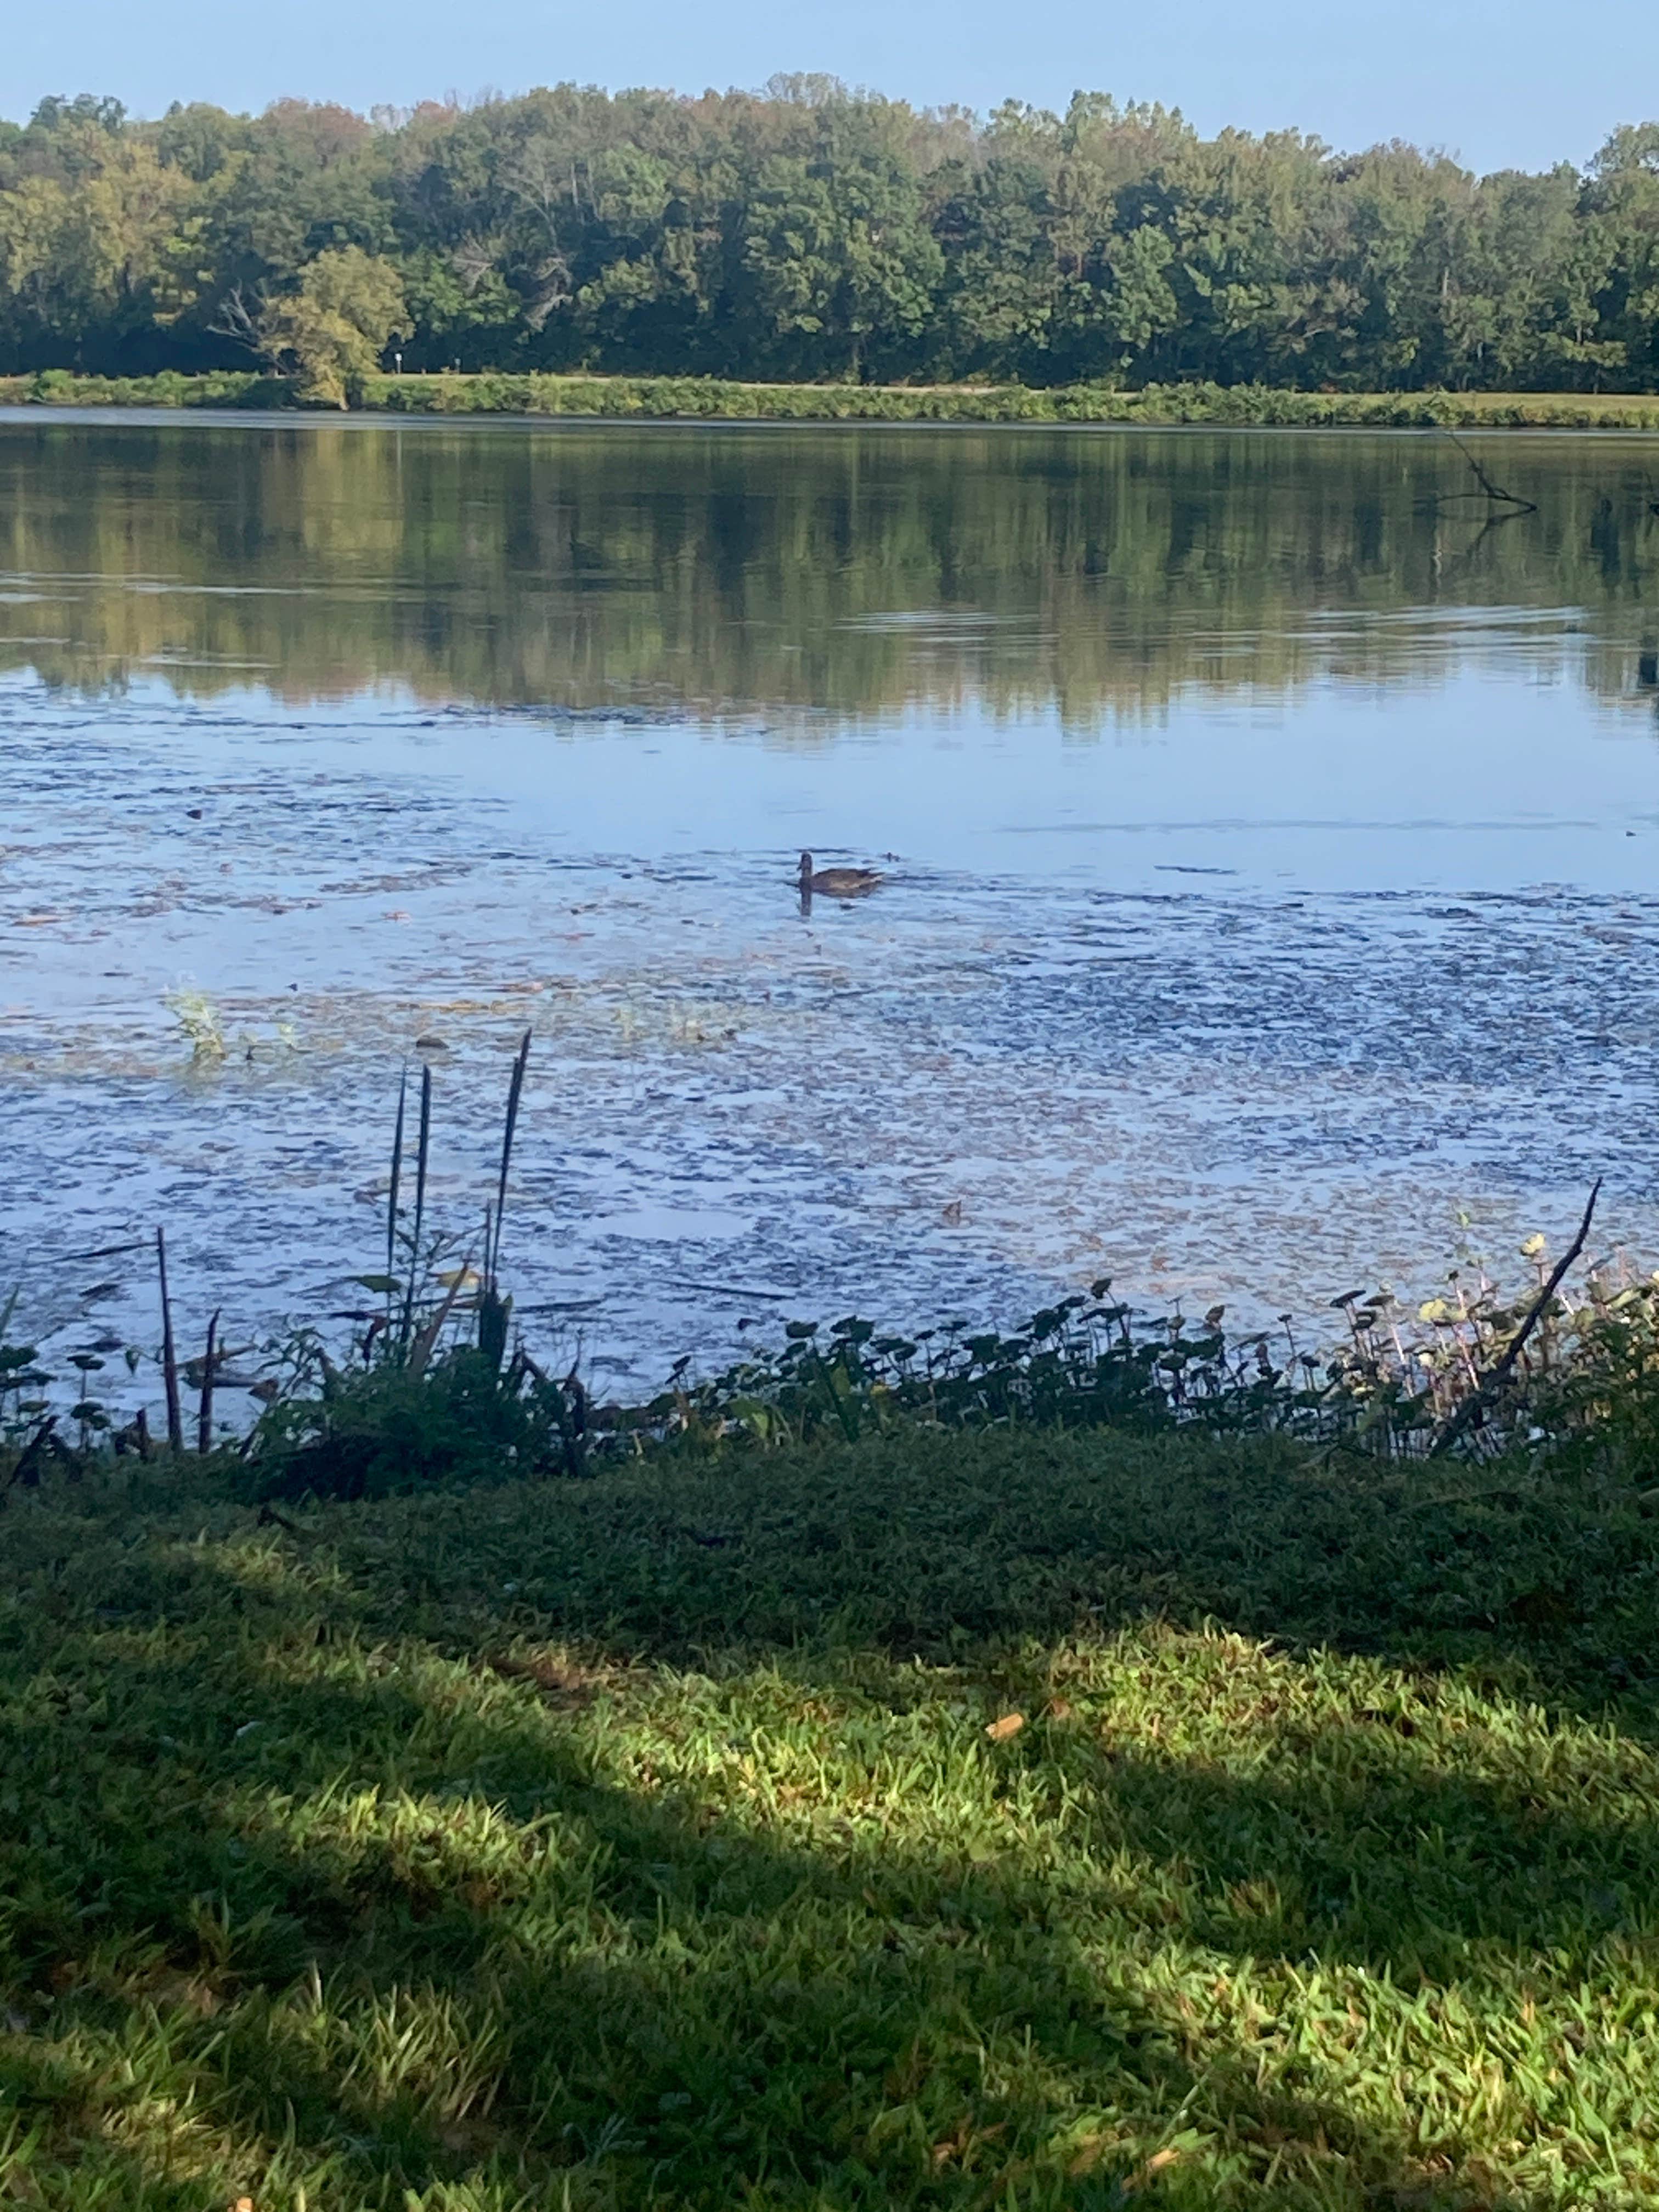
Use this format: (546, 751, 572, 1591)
(399, 1063, 433, 1355)
(490, 1029, 532, 1292)
(156, 1228, 183, 1454)
(386, 1066, 407, 1311)
(197, 1310, 221, 1455)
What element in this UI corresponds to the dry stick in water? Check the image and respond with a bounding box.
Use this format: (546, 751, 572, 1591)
(1430, 1177, 1602, 1458)
(156, 1226, 184, 1454)
(1437, 425, 1539, 514)
(197, 1308, 221, 1456)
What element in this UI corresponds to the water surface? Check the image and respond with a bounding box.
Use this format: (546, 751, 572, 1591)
(3, 414, 1658, 1393)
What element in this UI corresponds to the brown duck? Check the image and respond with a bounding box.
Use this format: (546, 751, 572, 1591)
(798, 850, 883, 898)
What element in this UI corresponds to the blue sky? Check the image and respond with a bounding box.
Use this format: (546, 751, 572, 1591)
(2, 0, 1654, 175)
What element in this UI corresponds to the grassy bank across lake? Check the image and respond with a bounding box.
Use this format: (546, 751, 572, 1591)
(3, 1424, 1656, 2208)
(5, 366, 1659, 427)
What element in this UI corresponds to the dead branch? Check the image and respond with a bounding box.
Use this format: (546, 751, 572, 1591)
(208, 284, 280, 368)
(1432, 425, 1538, 514)
(5, 1416, 56, 1491)
(450, 232, 505, 297)
(1429, 1177, 1601, 1458)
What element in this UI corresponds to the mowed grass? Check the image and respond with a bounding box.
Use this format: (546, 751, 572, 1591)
(2, 1428, 1658, 2209)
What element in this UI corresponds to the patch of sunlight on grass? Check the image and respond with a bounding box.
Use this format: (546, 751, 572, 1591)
(4, 1430, 1659, 2206)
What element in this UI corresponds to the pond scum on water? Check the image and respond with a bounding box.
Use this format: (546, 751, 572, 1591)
(4, 1042, 1655, 1500)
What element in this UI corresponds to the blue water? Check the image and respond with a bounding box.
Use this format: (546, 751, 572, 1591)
(3, 419, 1658, 1409)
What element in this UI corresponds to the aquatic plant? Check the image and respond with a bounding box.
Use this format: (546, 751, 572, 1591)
(163, 986, 226, 1062)
(608, 1205, 1646, 1473)
(160, 987, 302, 1068)
(3, 1049, 1647, 1505)
(0, 1286, 55, 1467)
(235, 1030, 594, 1500)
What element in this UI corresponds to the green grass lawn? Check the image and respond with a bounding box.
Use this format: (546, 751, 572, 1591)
(2, 1427, 1657, 2208)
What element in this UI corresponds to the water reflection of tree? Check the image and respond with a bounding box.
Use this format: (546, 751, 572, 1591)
(1, 424, 1656, 725)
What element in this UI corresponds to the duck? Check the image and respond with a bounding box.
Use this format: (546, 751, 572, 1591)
(798, 850, 883, 898)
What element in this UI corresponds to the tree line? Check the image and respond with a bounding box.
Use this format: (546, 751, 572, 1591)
(2, 80, 1657, 401)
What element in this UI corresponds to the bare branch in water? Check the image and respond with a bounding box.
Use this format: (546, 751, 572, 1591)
(1430, 1178, 1601, 1457)
(1432, 425, 1539, 514)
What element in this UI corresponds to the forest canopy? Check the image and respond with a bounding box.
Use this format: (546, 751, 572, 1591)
(2, 80, 1657, 391)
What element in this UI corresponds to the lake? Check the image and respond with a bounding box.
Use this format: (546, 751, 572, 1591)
(3, 411, 1658, 1395)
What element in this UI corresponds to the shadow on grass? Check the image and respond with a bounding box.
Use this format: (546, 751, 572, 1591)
(4, 1655, 1624, 2209)
(301, 1424, 1659, 1735)
(6, 1430, 1659, 2208)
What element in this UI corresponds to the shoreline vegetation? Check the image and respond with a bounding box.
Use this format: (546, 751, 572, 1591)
(7, 368, 1659, 426)
(4, 1063, 1658, 2203)
(7, 899, 1659, 2197)
(2, 1057, 1646, 1497)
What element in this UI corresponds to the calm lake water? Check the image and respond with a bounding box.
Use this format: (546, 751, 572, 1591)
(4, 411, 1659, 1393)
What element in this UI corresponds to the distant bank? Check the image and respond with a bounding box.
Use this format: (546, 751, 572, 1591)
(5, 369, 1659, 429)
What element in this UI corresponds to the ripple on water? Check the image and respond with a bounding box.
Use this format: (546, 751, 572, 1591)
(4, 694, 1656, 1401)
(3, 424, 1658, 1406)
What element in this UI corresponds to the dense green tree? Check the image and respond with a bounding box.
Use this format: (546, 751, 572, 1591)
(1584, 128, 1659, 387)
(932, 153, 1059, 377)
(243, 245, 410, 404)
(742, 131, 944, 379)
(2, 82, 1657, 393)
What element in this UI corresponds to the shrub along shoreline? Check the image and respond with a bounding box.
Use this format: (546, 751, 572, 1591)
(5, 366, 1659, 427)
(0, 1053, 1636, 1494)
